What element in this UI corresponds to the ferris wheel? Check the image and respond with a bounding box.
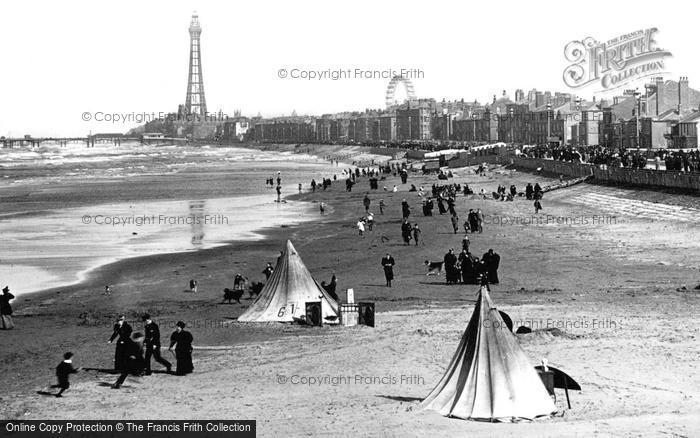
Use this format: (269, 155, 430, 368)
(385, 75, 416, 108)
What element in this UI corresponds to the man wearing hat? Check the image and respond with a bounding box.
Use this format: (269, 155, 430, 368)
(142, 314, 171, 375)
(107, 315, 132, 371)
(169, 321, 194, 376)
(112, 332, 146, 389)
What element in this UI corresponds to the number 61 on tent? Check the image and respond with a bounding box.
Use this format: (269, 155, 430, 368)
(277, 304, 296, 317)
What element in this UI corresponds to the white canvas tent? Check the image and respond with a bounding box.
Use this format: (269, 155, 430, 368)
(238, 240, 339, 323)
(422, 285, 556, 421)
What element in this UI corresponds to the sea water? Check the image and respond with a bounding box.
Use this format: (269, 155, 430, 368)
(0, 142, 341, 296)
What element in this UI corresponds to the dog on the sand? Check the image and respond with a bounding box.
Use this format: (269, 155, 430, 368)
(222, 288, 244, 304)
(248, 281, 264, 299)
(424, 260, 444, 275)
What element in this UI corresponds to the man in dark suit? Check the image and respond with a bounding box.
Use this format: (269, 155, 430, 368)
(112, 332, 146, 389)
(107, 315, 133, 371)
(381, 253, 395, 287)
(482, 249, 501, 284)
(142, 314, 172, 375)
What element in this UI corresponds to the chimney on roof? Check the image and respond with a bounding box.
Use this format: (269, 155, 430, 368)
(678, 76, 689, 116)
(655, 77, 664, 116)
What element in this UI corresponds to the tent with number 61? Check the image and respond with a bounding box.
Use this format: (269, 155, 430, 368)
(238, 240, 340, 323)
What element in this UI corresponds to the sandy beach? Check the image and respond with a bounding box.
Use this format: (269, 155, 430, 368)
(1, 145, 699, 437)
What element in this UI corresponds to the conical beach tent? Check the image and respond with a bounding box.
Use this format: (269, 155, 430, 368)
(238, 240, 339, 323)
(422, 285, 556, 421)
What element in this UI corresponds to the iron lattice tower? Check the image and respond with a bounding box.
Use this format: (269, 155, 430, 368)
(185, 12, 207, 116)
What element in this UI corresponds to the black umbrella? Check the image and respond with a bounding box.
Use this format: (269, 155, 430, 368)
(535, 365, 581, 409)
(498, 310, 513, 332)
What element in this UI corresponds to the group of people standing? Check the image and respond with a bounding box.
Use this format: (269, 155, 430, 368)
(107, 314, 193, 390)
(443, 247, 501, 286)
(400, 219, 422, 245)
(464, 209, 484, 234)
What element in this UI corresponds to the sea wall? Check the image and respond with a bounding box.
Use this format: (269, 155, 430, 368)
(507, 157, 700, 191)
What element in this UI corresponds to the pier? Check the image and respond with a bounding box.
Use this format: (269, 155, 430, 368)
(1, 134, 187, 148)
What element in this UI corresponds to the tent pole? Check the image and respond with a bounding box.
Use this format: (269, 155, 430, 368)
(564, 379, 571, 409)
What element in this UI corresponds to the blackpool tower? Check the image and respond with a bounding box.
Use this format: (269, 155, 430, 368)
(184, 12, 207, 116)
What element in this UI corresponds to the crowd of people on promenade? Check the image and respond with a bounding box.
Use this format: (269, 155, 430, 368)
(522, 145, 700, 172)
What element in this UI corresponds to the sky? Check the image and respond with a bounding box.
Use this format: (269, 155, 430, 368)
(1, 0, 697, 136)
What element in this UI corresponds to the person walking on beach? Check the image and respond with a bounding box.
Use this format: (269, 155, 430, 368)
(142, 314, 172, 375)
(52, 352, 81, 397)
(401, 199, 411, 220)
(476, 209, 484, 234)
(462, 235, 470, 252)
(482, 249, 501, 284)
(379, 199, 386, 215)
(1, 286, 15, 330)
(169, 321, 194, 376)
(263, 263, 274, 279)
(319, 202, 326, 214)
(381, 253, 395, 287)
(534, 198, 543, 214)
(189, 279, 198, 293)
(357, 218, 366, 237)
(450, 213, 459, 234)
(366, 212, 374, 231)
(401, 219, 413, 245)
(233, 274, 246, 291)
(104, 285, 111, 295)
(276, 185, 282, 202)
(311, 179, 317, 192)
(107, 315, 133, 371)
(413, 223, 422, 246)
(298, 183, 302, 194)
(444, 249, 458, 284)
(363, 193, 371, 213)
(112, 332, 146, 389)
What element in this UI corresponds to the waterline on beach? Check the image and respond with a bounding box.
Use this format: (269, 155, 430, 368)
(0, 194, 319, 297)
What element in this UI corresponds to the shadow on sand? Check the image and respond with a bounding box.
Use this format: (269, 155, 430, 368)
(377, 395, 424, 403)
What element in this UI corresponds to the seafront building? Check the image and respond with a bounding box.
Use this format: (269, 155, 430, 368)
(240, 77, 700, 149)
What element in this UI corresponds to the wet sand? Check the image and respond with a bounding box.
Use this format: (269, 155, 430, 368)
(1, 149, 699, 437)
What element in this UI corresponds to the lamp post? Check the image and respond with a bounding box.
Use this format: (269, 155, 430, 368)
(509, 108, 514, 144)
(634, 89, 641, 151)
(546, 103, 552, 146)
(575, 97, 581, 146)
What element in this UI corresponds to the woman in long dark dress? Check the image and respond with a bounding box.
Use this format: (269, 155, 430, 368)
(1, 286, 15, 330)
(169, 321, 193, 375)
